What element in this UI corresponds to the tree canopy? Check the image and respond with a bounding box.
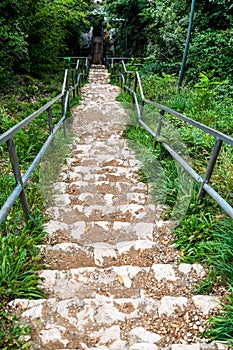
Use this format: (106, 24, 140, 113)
(0, 0, 233, 86)
(104, 0, 233, 83)
(0, 0, 91, 84)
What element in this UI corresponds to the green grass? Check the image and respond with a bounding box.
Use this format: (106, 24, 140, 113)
(0, 69, 85, 348)
(116, 68, 233, 346)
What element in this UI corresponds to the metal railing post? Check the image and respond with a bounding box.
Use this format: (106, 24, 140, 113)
(66, 73, 70, 112)
(128, 72, 132, 90)
(47, 106, 53, 134)
(198, 138, 223, 201)
(72, 70, 76, 98)
(132, 74, 138, 109)
(156, 110, 165, 137)
(140, 100, 145, 118)
(154, 110, 164, 147)
(47, 106, 54, 147)
(7, 138, 30, 218)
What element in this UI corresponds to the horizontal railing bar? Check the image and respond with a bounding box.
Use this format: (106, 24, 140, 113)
(0, 184, 23, 223)
(0, 56, 90, 225)
(113, 59, 233, 219)
(163, 142, 233, 219)
(0, 93, 63, 146)
(143, 98, 233, 146)
(138, 119, 156, 137)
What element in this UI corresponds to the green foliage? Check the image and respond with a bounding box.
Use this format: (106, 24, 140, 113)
(186, 28, 233, 84)
(0, 223, 45, 302)
(0, 0, 91, 83)
(203, 292, 233, 346)
(0, 67, 83, 347)
(104, 0, 149, 56)
(117, 69, 233, 345)
(0, 310, 31, 349)
(0, 214, 45, 349)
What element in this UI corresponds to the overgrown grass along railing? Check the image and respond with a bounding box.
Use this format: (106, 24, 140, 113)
(110, 59, 233, 219)
(0, 57, 91, 225)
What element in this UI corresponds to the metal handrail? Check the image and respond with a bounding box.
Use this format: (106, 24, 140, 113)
(0, 57, 91, 224)
(110, 60, 233, 219)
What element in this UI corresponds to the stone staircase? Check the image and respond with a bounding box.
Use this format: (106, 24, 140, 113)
(10, 65, 229, 349)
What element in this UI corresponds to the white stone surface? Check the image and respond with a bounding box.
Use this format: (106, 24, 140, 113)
(159, 296, 188, 316)
(91, 325, 126, 349)
(70, 221, 86, 239)
(45, 220, 69, 234)
(192, 295, 220, 314)
(134, 222, 154, 240)
(178, 263, 192, 274)
(39, 324, 68, 346)
(171, 345, 200, 350)
(152, 264, 177, 281)
(130, 343, 159, 350)
(93, 243, 117, 266)
(129, 326, 161, 343)
(112, 266, 142, 288)
(53, 193, 71, 206)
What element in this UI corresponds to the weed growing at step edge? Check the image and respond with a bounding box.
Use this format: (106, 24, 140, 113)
(0, 214, 46, 349)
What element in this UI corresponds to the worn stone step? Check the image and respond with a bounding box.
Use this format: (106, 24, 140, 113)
(44, 218, 165, 245)
(45, 202, 162, 225)
(56, 168, 140, 187)
(50, 180, 147, 198)
(65, 155, 140, 168)
(41, 238, 178, 269)
(39, 264, 206, 300)
(10, 295, 221, 350)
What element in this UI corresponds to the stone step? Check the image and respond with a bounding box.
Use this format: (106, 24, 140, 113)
(71, 142, 138, 160)
(38, 264, 206, 300)
(44, 217, 165, 245)
(65, 155, 140, 168)
(42, 237, 177, 269)
(58, 166, 140, 186)
(10, 295, 222, 350)
(45, 202, 162, 228)
(52, 180, 147, 198)
(53, 189, 148, 208)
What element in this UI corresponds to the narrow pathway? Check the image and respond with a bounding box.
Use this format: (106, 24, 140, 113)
(11, 66, 228, 350)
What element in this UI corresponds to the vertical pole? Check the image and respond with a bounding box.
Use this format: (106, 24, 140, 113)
(132, 74, 137, 109)
(128, 73, 132, 90)
(72, 70, 76, 98)
(124, 20, 127, 57)
(140, 100, 145, 118)
(153, 110, 164, 147)
(177, 0, 196, 90)
(66, 73, 70, 112)
(198, 138, 223, 201)
(7, 138, 29, 218)
(47, 106, 53, 135)
(47, 106, 54, 147)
